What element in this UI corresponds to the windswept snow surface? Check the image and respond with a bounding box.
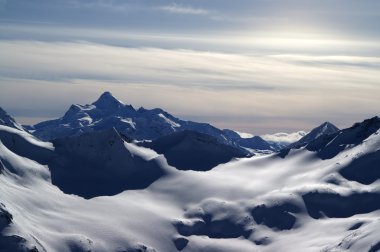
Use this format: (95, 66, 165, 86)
(0, 108, 25, 132)
(0, 117, 380, 251)
(0, 125, 54, 151)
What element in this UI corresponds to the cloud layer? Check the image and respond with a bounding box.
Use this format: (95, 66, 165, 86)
(0, 40, 379, 134)
(160, 3, 209, 15)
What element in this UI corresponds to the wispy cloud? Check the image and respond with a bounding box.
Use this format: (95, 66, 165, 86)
(0, 40, 379, 133)
(159, 3, 209, 15)
(66, 0, 141, 13)
(3, 23, 380, 58)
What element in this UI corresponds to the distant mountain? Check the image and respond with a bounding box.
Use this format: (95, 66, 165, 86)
(305, 117, 380, 158)
(222, 129, 273, 151)
(140, 130, 249, 171)
(288, 122, 339, 149)
(261, 131, 307, 150)
(28, 91, 272, 152)
(0, 107, 24, 131)
(280, 117, 380, 162)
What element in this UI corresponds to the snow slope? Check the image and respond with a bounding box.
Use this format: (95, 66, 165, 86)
(0, 115, 380, 251)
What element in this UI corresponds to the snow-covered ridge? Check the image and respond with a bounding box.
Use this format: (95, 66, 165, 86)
(0, 107, 24, 132)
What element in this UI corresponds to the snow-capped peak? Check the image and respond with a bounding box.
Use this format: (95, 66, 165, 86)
(310, 121, 339, 139)
(320, 121, 338, 132)
(92, 91, 125, 110)
(289, 121, 339, 149)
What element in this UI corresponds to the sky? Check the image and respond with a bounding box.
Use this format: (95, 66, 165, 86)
(0, 0, 379, 134)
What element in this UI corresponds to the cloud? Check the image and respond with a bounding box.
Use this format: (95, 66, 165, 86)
(2, 40, 379, 91)
(2, 23, 380, 59)
(67, 1, 210, 15)
(270, 54, 380, 69)
(261, 131, 307, 144)
(159, 3, 209, 15)
(0, 40, 379, 133)
(0, 40, 279, 90)
(66, 0, 140, 13)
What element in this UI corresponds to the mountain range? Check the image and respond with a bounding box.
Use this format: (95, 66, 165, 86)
(0, 92, 379, 252)
(24, 92, 339, 154)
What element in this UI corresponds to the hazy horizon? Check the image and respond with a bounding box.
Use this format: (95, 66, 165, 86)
(1, 0, 379, 134)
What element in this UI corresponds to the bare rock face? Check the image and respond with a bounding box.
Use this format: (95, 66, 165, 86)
(140, 130, 249, 171)
(49, 129, 166, 198)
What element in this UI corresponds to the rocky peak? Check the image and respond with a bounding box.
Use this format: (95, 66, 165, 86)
(92, 91, 125, 110)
